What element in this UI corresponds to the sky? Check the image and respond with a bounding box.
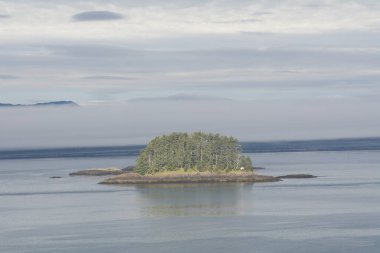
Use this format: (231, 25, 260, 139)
(1, 0, 380, 148)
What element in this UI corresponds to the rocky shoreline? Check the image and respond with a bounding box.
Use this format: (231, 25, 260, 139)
(277, 174, 317, 179)
(99, 172, 281, 184)
(69, 168, 317, 185)
(69, 167, 124, 176)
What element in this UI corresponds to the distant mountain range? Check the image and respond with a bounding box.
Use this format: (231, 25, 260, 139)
(0, 101, 78, 107)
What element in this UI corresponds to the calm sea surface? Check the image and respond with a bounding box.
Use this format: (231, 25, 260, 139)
(1, 151, 380, 253)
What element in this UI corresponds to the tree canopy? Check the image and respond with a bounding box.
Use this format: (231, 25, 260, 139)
(134, 132, 252, 175)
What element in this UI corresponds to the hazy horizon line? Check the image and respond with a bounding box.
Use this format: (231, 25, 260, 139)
(1, 136, 379, 152)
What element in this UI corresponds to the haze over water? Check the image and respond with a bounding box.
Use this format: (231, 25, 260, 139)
(1, 150, 380, 253)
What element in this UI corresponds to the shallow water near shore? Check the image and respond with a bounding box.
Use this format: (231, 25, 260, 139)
(1, 151, 380, 253)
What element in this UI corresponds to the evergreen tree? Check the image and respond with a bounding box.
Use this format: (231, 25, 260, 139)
(135, 132, 253, 174)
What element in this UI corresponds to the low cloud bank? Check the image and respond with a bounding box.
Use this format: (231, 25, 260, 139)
(72, 11, 124, 22)
(1, 98, 379, 149)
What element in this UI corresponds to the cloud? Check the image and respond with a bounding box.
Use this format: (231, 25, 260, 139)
(211, 18, 260, 24)
(72, 11, 124, 22)
(19, 42, 378, 76)
(1, 1, 380, 109)
(129, 94, 230, 102)
(2, 37, 380, 103)
(1, 98, 380, 149)
(81, 75, 133, 80)
(0, 74, 19, 79)
(2, 0, 379, 42)
(47, 44, 137, 58)
(0, 0, 379, 148)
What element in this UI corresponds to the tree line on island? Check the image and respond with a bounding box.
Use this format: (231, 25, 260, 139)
(134, 132, 252, 175)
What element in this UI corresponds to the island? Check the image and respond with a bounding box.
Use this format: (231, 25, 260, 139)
(99, 132, 281, 184)
(0, 101, 78, 107)
(69, 167, 124, 176)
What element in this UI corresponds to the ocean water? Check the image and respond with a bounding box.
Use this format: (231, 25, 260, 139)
(1, 151, 380, 253)
(2, 137, 380, 160)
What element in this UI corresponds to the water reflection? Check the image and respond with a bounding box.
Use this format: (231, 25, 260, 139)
(134, 183, 249, 217)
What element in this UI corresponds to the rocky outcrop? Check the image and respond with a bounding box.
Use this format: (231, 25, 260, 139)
(99, 172, 280, 184)
(122, 166, 135, 172)
(277, 174, 317, 179)
(69, 167, 124, 176)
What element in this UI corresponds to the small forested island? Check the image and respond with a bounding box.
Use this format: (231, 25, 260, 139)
(135, 132, 253, 174)
(100, 132, 280, 184)
(67, 132, 316, 184)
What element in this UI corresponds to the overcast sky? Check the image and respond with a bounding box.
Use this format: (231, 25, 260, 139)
(1, 0, 380, 148)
